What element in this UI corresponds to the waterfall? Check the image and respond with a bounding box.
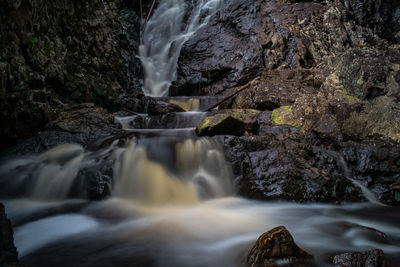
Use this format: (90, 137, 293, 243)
(0, 136, 232, 205)
(113, 137, 232, 205)
(139, 0, 222, 97)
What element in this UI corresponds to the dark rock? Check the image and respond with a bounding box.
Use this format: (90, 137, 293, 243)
(0, 203, 20, 265)
(247, 226, 313, 267)
(146, 98, 186, 116)
(337, 48, 400, 101)
(0, 0, 144, 147)
(79, 161, 114, 200)
(170, 0, 263, 96)
(196, 109, 260, 136)
(232, 70, 315, 111)
(2, 103, 122, 156)
(338, 139, 400, 205)
(219, 134, 364, 203)
(332, 249, 386, 267)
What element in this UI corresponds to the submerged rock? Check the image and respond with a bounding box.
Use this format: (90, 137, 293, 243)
(196, 109, 260, 136)
(247, 226, 313, 267)
(332, 249, 386, 267)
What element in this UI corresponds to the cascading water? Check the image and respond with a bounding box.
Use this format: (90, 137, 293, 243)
(1, 1, 400, 266)
(139, 0, 222, 96)
(1, 102, 400, 266)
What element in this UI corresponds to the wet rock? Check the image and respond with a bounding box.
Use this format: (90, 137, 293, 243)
(233, 70, 315, 111)
(78, 161, 114, 200)
(0, 203, 21, 266)
(2, 103, 122, 155)
(338, 139, 400, 205)
(196, 109, 260, 136)
(219, 134, 364, 203)
(343, 0, 400, 42)
(247, 226, 313, 267)
(146, 98, 186, 116)
(170, 0, 263, 96)
(218, 126, 400, 204)
(337, 48, 400, 101)
(0, 0, 144, 147)
(332, 249, 386, 267)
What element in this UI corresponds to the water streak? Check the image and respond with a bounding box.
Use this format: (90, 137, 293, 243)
(314, 147, 383, 206)
(139, 0, 222, 96)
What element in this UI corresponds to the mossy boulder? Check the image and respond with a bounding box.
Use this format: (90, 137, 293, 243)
(196, 109, 260, 136)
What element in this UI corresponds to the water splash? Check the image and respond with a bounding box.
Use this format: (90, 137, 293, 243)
(113, 137, 232, 205)
(113, 140, 199, 205)
(139, 0, 222, 96)
(0, 136, 232, 205)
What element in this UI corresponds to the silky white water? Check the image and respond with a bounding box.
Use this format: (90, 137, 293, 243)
(3, 198, 400, 267)
(139, 0, 222, 96)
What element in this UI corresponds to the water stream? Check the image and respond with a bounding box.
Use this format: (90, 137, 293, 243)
(139, 0, 221, 97)
(1, 1, 400, 266)
(1, 99, 400, 266)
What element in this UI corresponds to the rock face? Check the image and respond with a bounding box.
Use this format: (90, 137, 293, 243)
(0, 203, 21, 266)
(247, 226, 313, 267)
(175, 0, 400, 205)
(196, 109, 260, 136)
(0, 0, 144, 149)
(170, 0, 263, 96)
(2, 103, 122, 156)
(332, 249, 386, 267)
(219, 134, 364, 203)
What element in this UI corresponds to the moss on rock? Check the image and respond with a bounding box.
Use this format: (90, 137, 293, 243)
(271, 105, 301, 128)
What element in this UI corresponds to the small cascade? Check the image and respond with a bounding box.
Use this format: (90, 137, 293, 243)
(0, 144, 86, 200)
(113, 141, 199, 205)
(113, 137, 232, 205)
(0, 126, 232, 205)
(0, 143, 127, 200)
(139, 0, 222, 96)
(314, 147, 384, 206)
(115, 112, 205, 130)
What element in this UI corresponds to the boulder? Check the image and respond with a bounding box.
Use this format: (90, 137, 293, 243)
(146, 98, 185, 116)
(247, 226, 313, 267)
(332, 249, 386, 267)
(196, 109, 260, 136)
(219, 135, 364, 203)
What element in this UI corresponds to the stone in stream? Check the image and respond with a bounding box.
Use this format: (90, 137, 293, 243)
(247, 226, 313, 267)
(332, 249, 386, 267)
(196, 109, 260, 136)
(146, 98, 185, 116)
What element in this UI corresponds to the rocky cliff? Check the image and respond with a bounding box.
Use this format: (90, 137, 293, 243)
(183, 0, 400, 205)
(0, 0, 147, 149)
